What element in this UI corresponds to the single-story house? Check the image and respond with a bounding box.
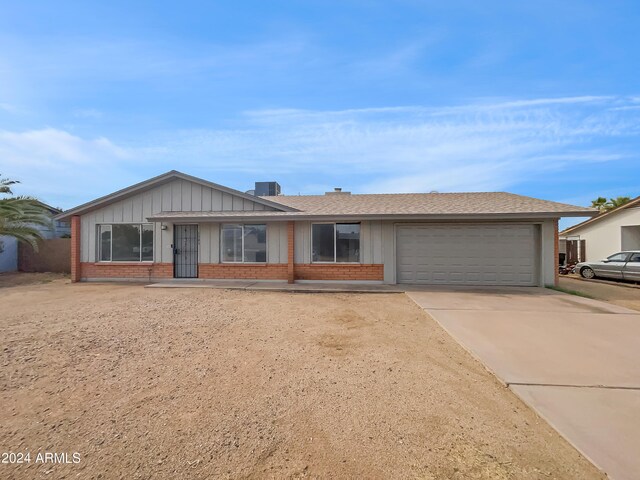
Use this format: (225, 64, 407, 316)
(0, 202, 70, 273)
(55, 170, 595, 286)
(560, 195, 640, 263)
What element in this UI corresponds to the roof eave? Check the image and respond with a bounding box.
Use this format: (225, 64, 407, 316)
(146, 211, 595, 223)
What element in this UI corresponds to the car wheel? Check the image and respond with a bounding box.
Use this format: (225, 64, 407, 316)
(580, 267, 595, 279)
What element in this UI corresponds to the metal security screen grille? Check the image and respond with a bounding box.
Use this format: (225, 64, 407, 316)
(174, 224, 198, 278)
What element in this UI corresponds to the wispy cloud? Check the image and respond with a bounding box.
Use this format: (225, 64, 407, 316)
(159, 95, 640, 193)
(0, 96, 638, 207)
(0, 128, 135, 204)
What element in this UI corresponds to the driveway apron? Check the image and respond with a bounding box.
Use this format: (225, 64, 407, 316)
(406, 286, 640, 480)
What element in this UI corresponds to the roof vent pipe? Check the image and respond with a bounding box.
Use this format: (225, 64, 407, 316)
(325, 187, 351, 195)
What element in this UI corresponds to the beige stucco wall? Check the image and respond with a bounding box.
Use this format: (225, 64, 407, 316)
(562, 207, 640, 262)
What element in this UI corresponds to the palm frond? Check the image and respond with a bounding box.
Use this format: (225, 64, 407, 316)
(0, 197, 53, 251)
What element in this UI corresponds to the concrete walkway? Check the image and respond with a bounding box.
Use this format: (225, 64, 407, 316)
(407, 286, 640, 480)
(146, 279, 404, 294)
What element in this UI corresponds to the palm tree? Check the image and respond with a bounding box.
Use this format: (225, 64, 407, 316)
(607, 196, 632, 210)
(590, 196, 633, 212)
(0, 174, 52, 251)
(0, 173, 19, 194)
(590, 197, 609, 212)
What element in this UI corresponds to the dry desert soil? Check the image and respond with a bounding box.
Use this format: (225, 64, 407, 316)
(0, 277, 603, 479)
(559, 275, 640, 312)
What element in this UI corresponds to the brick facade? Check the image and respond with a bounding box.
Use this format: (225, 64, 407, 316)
(78, 261, 383, 282)
(80, 262, 173, 280)
(198, 263, 288, 280)
(294, 263, 384, 281)
(71, 216, 81, 282)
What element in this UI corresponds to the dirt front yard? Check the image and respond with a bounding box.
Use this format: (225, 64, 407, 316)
(1, 280, 602, 479)
(559, 276, 640, 312)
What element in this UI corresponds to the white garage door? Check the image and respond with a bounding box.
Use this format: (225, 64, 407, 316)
(396, 224, 538, 285)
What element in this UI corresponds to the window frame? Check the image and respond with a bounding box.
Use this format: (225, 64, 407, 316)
(311, 222, 361, 264)
(220, 223, 268, 264)
(96, 223, 154, 263)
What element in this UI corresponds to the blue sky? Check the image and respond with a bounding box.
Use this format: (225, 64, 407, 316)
(1, 1, 639, 228)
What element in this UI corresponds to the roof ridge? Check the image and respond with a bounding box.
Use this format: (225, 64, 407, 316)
(263, 191, 512, 198)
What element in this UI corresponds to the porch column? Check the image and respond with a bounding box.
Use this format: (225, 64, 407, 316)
(71, 215, 81, 282)
(287, 221, 295, 284)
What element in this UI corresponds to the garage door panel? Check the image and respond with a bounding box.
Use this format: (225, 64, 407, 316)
(396, 224, 537, 286)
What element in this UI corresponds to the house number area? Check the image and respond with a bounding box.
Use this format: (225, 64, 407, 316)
(2, 451, 81, 464)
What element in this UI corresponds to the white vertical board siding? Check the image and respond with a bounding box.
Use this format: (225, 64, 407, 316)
(171, 181, 182, 211)
(381, 221, 395, 283)
(191, 183, 202, 211)
(360, 220, 384, 264)
(198, 223, 211, 263)
(79, 178, 277, 265)
(294, 221, 311, 263)
(210, 223, 220, 263)
(279, 223, 288, 263)
(266, 222, 288, 263)
(267, 222, 280, 263)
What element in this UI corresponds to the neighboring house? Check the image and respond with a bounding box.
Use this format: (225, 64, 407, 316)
(0, 202, 70, 273)
(55, 170, 594, 286)
(559, 196, 640, 263)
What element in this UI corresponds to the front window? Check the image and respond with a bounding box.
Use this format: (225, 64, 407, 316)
(221, 224, 267, 263)
(607, 252, 630, 262)
(97, 223, 153, 262)
(312, 223, 360, 262)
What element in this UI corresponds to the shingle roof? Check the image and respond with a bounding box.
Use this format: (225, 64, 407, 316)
(147, 192, 596, 221)
(262, 192, 595, 216)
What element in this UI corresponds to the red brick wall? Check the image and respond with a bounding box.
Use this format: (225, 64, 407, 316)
(199, 263, 288, 280)
(294, 263, 384, 281)
(79, 262, 383, 281)
(71, 216, 81, 282)
(80, 262, 173, 280)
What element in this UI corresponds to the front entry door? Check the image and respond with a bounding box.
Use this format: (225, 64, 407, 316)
(174, 224, 198, 278)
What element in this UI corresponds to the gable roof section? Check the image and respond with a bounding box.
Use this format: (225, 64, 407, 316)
(55, 170, 298, 220)
(560, 195, 640, 235)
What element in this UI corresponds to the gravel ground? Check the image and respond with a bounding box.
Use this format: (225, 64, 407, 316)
(559, 276, 640, 311)
(0, 280, 603, 479)
(0, 272, 68, 289)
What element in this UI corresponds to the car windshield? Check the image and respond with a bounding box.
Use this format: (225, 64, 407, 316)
(607, 252, 629, 262)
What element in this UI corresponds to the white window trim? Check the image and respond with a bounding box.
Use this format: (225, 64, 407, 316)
(96, 223, 154, 263)
(220, 223, 268, 264)
(310, 222, 361, 264)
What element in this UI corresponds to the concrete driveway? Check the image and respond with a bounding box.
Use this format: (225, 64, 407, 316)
(407, 286, 640, 480)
